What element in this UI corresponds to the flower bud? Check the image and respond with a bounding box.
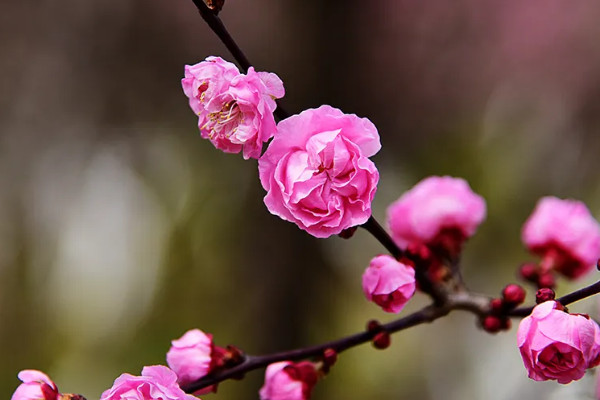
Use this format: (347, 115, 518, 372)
(502, 284, 526, 306)
(519, 263, 539, 282)
(11, 370, 60, 400)
(259, 361, 318, 400)
(481, 315, 503, 333)
(537, 273, 555, 289)
(372, 331, 391, 349)
(362, 255, 416, 313)
(489, 298, 504, 314)
(535, 288, 555, 304)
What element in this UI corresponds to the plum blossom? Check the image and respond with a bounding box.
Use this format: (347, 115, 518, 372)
(517, 301, 600, 384)
(99, 366, 196, 400)
(522, 196, 600, 279)
(182, 56, 284, 159)
(167, 329, 213, 387)
(259, 105, 380, 238)
(11, 370, 60, 400)
(362, 255, 416, 313)
(259, 361, 318, 400)
(387, 176, 486, 255)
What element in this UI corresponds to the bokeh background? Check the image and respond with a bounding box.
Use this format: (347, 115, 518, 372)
(2, 0, 600, 399)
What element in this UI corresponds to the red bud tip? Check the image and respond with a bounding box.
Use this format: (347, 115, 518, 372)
(322, 348, 337, 367)
(519, 263, 539, 282)
(481, 315, 502, 333)
(535, 288, 556, 304)
(372, 331, 391, 349)
(366, 319, 383, 333)
(489, 298, 504, 314)
(537, 273, 555, 289)
(502, 284, 526, 306)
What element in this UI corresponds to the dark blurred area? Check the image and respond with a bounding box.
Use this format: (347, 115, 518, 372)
(2, 1, 600, 399)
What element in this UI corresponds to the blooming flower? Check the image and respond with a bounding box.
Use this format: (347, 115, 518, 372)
(99, 365, 196, 400)
(182, 56, 284, 159)
(522, 196, 600, 279)
(259, 361, 318, 400)
(259, 105, 380, 238)
(362, 255, 416, 313)
(517, 301, 600, 384)
(11, 370, 60, 400)
(387, 176, 486, 254)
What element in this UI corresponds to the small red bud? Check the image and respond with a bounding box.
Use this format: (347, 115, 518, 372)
(502, 284, 526, 306)
(535, 288, 556, 304)
(537, 273, 555, 289)
(338, 226, 358, 239)
(489, 298, 504, 314)
(322, 348, 337, 367)
(366, 319, 383, 333)
(519, 263, 539, 282)
(481, 315, 502, 333)
(372, 331, 391, 349)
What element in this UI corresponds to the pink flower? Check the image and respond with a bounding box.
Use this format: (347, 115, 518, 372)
(99, 365, 197, 400)
(259, 361, 318, 400)
(517, 301, 600, 384)
(166, 329, 213, 392)
(258, 105, 380, 238)
(182, 56, 285, 159)
(387, 176, 486, 253)
(11, 370, 60, 400)
(362, 255, 416, 313)
(522, 196, 600, 279)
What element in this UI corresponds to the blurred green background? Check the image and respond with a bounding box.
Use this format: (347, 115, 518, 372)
(2, 1, 600, 399)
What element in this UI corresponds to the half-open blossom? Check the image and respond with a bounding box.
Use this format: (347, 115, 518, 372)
(517, 301, 600, 384)
(522, 196, 600, 279)
(12, 370, 60, 400)
(99, 365, 196, 400)
(259, 361, 318, 400)
(167, 329, 212, 387)
(259, 105, 380, 238)
(182, 56, 284, 159)
(387, 176, 486, 255)
(362, 255, 416, 313)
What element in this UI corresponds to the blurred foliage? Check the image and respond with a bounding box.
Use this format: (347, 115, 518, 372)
(1, 1, 600, 399)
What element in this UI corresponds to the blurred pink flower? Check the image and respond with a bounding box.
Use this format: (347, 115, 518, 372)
(387, 176, 486, 253)
(522, 196, 600, 279)
(11, 370, 60, 400)
(259, 361, 318, 400)
(182, 56, 284, 159)
(166, 329, 213, 391)
(362, 255, 416, 313)
(259, 105, 380, 238)
(517, 301, 600, 384)
(99, 365, 196, 400)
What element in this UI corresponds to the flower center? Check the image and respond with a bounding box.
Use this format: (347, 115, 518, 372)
(202, 101, 244, 139)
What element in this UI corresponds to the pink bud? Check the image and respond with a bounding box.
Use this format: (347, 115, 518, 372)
(517, 301, 600, 384)
(362, 255, 416, 313)
(12, 370, 60, 400)
(387, 176, 486, 254)
(522, 197, 600, 279)
(166, 329, 213, 387)
(259, 361, 318, 400)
